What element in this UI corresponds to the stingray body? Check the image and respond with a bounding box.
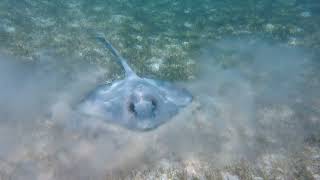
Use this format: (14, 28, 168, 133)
(78, 36, 192, 130)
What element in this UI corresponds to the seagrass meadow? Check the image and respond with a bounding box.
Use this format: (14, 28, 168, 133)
(0, 0, 320, 179)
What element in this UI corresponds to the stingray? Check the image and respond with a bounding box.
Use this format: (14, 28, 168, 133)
(78, 35, 192, 131)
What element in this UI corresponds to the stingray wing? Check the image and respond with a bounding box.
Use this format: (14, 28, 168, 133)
(143, 78, 193, 107)
(78, 80, 128, 120)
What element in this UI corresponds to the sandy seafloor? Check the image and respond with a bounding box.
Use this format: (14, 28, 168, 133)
(0, 0, 320, 179)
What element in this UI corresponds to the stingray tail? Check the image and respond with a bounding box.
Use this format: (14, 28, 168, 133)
(96, 33, 136, 77)
(96, 34, 121, 58)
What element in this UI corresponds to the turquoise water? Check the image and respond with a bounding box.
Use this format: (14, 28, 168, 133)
(0, 0, 320, 179)
(1, 0, 319, 79)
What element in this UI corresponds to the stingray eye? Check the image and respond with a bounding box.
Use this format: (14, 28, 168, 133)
(151, 98, 157, 109)
(128, 102, 136, 114)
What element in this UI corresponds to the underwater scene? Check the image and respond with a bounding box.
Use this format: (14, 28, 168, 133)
(0, 0, 320, 179)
